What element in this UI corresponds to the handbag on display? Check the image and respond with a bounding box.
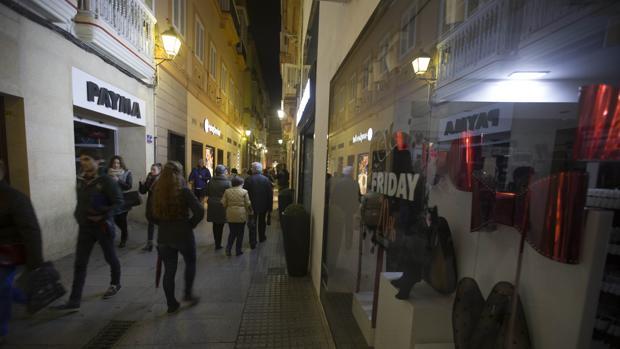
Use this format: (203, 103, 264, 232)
(123, 191, 142, 208)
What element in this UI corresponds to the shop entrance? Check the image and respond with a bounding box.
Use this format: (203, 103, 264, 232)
(217, 148, 224, 167)
(227, 151, 231, 168)
(73, 119, 117, 173)
(168, 132, 185, 171)
(191, 141, 203, 169)
(0, 96, 7, 183)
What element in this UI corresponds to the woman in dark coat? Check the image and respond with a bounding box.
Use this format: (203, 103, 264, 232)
(138, 163, 161, 251)
(147, 161, 204, 314)
(108, 155, 133, 248)
(205, 165, 231, 250)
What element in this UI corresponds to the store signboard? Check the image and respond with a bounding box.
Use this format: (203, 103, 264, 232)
(352, 128, 373, 144)
(296, 79, 311, 126)
(438, 103, 513, 142)
(72, 67, 146, 126)
(203, 118, 222, 136)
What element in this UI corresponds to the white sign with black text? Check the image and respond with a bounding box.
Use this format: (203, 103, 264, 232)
(72, 67, 146, 126)
(438, 103, 513, 142)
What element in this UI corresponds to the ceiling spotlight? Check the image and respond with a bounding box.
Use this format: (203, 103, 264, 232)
(508, 71, 549, 80)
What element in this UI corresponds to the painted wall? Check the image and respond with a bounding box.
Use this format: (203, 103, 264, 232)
(309, 0, 381, 293)
(0, 4, 154, 259)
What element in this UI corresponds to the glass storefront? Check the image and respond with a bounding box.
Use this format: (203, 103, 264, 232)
(321, 0, 620, 348)
(73, 119, 117, 172)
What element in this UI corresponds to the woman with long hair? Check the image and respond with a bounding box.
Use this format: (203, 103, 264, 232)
(107, 155, 133, 248)
(147, 161, 204, 313)
(138, 163, 162, 251)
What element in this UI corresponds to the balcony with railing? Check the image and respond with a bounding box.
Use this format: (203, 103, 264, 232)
(436, 0, 608, 90)
(75, 0, 157, 82)
(282, 63, 300, 99)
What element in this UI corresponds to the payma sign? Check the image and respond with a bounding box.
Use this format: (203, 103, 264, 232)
(72, 67, 146, 126)
(353, 128, 374, 144)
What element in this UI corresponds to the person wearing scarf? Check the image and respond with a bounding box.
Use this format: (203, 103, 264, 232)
(108, 156, 133, 248)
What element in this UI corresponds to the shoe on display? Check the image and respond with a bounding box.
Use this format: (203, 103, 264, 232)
(452, 278, 485, 349)
(102, 285, 121, 299)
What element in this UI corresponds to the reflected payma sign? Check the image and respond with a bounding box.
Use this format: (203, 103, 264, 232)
(204, 118, 222, 136)
(352, 128, 374, 144)
(438, 103, 513, 141)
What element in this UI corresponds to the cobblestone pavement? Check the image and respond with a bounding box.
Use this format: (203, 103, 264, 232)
(4, 214, 335, 349)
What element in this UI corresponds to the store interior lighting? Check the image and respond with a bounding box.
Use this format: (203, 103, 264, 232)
(508, 71, 550, 80)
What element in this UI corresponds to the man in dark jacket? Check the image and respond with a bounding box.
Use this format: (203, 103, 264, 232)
(0, 159, 44, 338)
(188, 159, 211, 202)
(56, 150, 123, 309)
(276, 164, 290, 189)
(243, 162, 273, 248)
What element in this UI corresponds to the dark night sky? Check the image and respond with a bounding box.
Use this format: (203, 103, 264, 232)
(246, 0, 282, 112)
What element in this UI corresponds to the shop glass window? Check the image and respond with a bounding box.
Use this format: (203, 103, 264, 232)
(172, 0, 186, 37)
(399, 4, 416, 57)
(322, 0, 620, 347)
(73, 120, 116, 174)
(209, 43, 217, 79)
(194, 16, 205, 62)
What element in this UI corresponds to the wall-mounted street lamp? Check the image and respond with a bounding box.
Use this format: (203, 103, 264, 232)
(156, 27, 181, 65)
(277, 109, 286, 120)
(278, 139, 283, 145)
(411, 53, 432, 75)
(245, 130, 252, 137)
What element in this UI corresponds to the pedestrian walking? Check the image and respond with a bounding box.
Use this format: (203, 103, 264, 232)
(206, 165, 231, 250)
(107, 156, 133, 248)
(148, 161, 204, 314)
(55, 150, 123, 309)
(188, 159, 211, 202)
(230, 168, 238, 178)
(243, 162, 273, 248)
(138, 163, 161, 252)
(0, 160, 42, 340)
(276, 164, 290, 189)
(222, 176, 252, 256)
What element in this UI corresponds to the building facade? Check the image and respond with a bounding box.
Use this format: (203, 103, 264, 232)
(0, 0, 157, 259)
(153, 0, 270, 175)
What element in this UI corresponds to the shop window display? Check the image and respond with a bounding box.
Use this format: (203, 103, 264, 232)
(322, 0, 620, 348)
(73, 120, 116, 172)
